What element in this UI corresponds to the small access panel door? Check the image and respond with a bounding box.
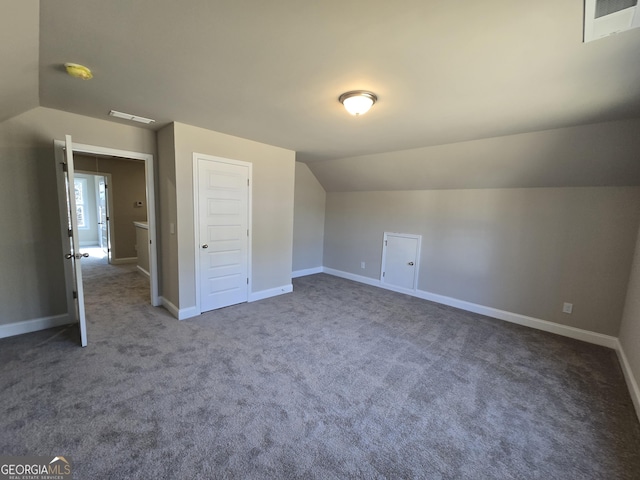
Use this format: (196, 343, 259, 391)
(381, 232, 421, 291)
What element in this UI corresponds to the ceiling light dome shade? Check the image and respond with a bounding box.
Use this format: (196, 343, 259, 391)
(339, 91, 377, 115)
(64, 63, 93, 80)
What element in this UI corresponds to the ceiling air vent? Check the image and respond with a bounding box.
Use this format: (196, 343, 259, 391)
(584, 0, 640, 42)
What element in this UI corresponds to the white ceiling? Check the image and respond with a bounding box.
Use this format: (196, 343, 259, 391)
(5, 1, 640, 167)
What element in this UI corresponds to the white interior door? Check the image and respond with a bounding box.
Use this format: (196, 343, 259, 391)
(56, 135, 88, 346)
(381, 233, 421, 291)
(197, 157, 250, 313)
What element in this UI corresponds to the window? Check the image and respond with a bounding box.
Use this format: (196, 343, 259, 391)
(74, 177, 89, 229)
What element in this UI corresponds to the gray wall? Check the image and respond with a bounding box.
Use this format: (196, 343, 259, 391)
(0, 107, 156, 326)
(158, 122, 295, 312)
(324, 187, 640, 336)
(293, 162, 326, 272)
(307, 119, 640, 192)
(75, 155, 147, 260)
(157, 125, 178, 306)
(620, 222, 640, 402)
(0, 0, 39, 123)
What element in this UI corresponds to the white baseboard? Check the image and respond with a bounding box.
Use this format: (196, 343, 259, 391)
(178, 306, 199, 320)
(413, 289, 618, 349)
(249, 284, 293, 302)
(162, 284, 294, 319)
(614, 340, 640, 422)
(160, 296, 179, 318)
(292, 267, 324, 278)
(322, 267, 618, 349)
(111, 257, 137, 265)
(0, 314, 71, 339)
(323, 267, 378, 287)
(160, 297, 199, 321)
(136, 265, 150, 278)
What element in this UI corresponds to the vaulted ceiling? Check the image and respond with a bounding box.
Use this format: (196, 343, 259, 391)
(3, 1, 640, 181)
(0, 1, 39, 123)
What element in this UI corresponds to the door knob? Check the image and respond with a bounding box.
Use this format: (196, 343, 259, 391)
(202, 244, 208, 249)
(408, 262, 414, 266)
(66, 253, 89, 259)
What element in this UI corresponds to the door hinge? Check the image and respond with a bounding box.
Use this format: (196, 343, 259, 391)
(247, 179, 250, 187)
(68, 229, 73, 237)
(383, 272, 385, 277)
(247, 278, 249, 285)
(385, 240, 388, 246)
(247, 229, 249, 237)
(61, 162, 68, 172)
(73, 291, 77, 299)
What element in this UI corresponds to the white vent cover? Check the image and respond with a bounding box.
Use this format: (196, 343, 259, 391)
(584, 0, 640, 42)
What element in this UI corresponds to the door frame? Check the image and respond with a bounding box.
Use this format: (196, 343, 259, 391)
(76, 170, 115, 263)
(380, 232, 422, 291)
(54, 140, 160, 307)
(192, 152, 253, 315)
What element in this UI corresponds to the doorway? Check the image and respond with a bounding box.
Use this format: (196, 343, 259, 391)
(74, 171, 113, 263)
(75, 154, 149, 267)
(54, 138, 159, 345)
(380, 232, 421, 291)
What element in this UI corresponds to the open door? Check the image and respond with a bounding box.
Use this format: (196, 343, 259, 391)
(55, 135, 88, 347)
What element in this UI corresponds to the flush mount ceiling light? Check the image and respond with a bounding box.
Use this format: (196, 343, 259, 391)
(64, 63, 93, 80)
(339, 90, 377, 116)
(109, 110, 156, 125)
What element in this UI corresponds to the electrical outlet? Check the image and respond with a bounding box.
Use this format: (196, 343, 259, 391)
(562, 302, 573, 314)
(361, 261, 366, 269)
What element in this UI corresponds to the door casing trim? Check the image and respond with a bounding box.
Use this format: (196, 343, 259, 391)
(54, 140, 159, 307)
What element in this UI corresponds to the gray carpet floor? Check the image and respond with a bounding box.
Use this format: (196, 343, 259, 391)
(1, 257, 639, 479)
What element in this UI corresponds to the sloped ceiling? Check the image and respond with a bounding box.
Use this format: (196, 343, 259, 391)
(36, 1, 640, 167)
(0, 1, 637, 190)
(309, 119, 640, 191)
(0, 1, 39, 123)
